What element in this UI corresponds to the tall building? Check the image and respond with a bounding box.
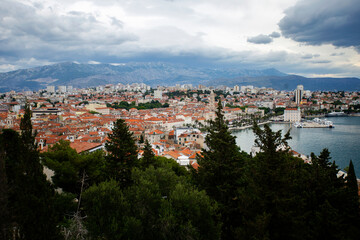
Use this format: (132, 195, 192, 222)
(58, 85, 67, 93)
(154, 90, 163, 99)
(234, 85, 240, 92)
(209, 90, 216, 111)
(67, 86, 73, 93)
(47, 85, 55, 93)
(294, 85, 304, 105)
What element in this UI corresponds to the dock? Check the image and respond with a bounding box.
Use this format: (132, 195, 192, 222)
(300, 122, 332, 128)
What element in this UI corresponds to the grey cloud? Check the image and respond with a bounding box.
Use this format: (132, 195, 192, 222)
(279, 0, 360, 52)
(247, 34, 273, 44)
(301, 53, 320, 59)
(269, 32, 280, 38)
(311, 60, 331, 64)
(0, 0, 137, 62)
(111, 17, 124, 28)
(330, 52, 345, 56)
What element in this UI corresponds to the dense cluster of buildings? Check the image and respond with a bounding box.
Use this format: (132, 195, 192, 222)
(0, 83, 359, 166)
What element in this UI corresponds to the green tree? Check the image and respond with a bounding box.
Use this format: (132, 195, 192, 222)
(105, 119, 139, 187)
(343, 160, 360, 238)
(83, 166, 220, 240)
(1, 105, 60, 239)
(139, 134, 144, 144)
(42, 140, 106, 194)
(306, 149, 358, 239)
(346, 160, 359, 197)
(237, 122, 317, 240)
(0, 145, 9, 239)
(141, 140, 155, 169)
(193, 100, 246, 239)
(82, 180, 131, 240)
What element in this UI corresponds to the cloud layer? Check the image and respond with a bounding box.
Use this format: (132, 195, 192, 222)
(0, 0, 359, 79)
(279, 0, 360, 52)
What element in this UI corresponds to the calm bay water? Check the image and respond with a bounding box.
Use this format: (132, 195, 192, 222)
(233, 117, 360, 175)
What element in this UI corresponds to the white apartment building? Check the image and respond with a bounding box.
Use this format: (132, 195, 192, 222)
(284, 108, 301, 122)
(154, 90, 163, 99)
(47, 85, 55, 93)
(58, 85, 67, 93)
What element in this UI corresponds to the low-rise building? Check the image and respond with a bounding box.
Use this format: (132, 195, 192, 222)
(284, 107, 301, 122)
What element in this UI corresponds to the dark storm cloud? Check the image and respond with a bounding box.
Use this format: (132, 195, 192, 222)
(247, 34, 273, 44)
(279, 0, 360, 52)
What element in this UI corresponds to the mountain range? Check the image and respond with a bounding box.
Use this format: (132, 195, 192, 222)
(0, 62, 359, 92)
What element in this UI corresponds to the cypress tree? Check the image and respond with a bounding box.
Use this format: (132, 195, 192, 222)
(105, 119, 139, 187)
(0, 146, 9, 239)
(141, 139, 155, 169)
(194, 100, 245, 239)
(344, 160, 360, 238)
(1, 105, 60, 239)
(346, 160, 358, 197)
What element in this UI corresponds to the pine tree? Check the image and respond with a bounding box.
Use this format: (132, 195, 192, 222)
(1, 105, 60, 239)
(308, 149, 348, 239)
(194, 100, 246, 239)
(343, 160, 360, 238)
(139, 134, 144, 144)
(346, 160, 358, 196)
(20, 104, 35, 148)
(105, 119, 139, 187)
(0, 146, 9, 239)
(242, 122, 312, 239)
(252, 121, 291, 155)
(141, 139, 155, 169)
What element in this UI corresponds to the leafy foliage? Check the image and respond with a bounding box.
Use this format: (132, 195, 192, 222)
(107, 100, 169, 110)
(83, 166, 220, 240)
(105, 119, 139, 187)
(42, 140, 106, 194)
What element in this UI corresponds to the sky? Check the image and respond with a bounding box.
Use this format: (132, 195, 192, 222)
(0, 0, 360, 78)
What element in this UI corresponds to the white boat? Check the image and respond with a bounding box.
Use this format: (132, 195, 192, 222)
(293, 122, 303, 128)
(326, 111, 346, 117)
(323, 120, 334, 128)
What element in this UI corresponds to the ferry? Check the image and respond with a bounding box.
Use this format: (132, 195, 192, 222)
(326, 111, 347, 117)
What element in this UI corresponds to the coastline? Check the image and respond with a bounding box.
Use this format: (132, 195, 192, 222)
(229, 121, 277, 131)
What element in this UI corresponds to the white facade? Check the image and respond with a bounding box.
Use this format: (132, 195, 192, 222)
(154, 90, 163, 99)
(47, 85, 55, 93)
(58, 85, 67, 93)
(284, 108, 301, 122)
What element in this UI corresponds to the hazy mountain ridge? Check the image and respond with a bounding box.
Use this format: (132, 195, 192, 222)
(206, 75, 360, 91)
(0, 62, 359, 92)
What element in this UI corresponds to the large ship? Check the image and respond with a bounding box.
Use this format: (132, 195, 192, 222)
(326, 111, 347, 117)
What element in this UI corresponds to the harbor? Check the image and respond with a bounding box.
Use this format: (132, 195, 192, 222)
(293, 118, 334, 128)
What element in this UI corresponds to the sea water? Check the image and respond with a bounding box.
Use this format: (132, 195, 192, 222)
(233, 117, 360, 175)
